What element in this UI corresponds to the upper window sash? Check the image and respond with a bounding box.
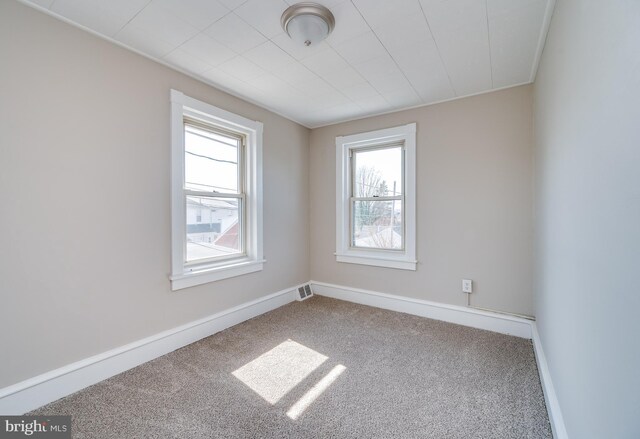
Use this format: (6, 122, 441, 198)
(349, 143, 405, 200)
(183, 118, 244, 196)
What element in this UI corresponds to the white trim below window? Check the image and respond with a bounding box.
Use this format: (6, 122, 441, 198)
(335, 123, 417, 270)
(169, 258, 266, 290)
(335, 254, 417, 270)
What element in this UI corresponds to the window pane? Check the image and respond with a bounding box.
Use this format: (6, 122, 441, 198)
(186, 196, 241, 262)
(184, 124, 240, 193)
(352, 200, 403, 249)
(353, 146, 402, 197)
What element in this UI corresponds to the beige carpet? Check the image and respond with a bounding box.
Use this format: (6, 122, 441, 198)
(30, 296, 552, 438)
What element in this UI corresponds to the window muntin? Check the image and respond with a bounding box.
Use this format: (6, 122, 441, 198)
(350, 144, 404, 250)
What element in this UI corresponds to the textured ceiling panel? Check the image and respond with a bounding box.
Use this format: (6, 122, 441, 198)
(25, 0, 554, 128)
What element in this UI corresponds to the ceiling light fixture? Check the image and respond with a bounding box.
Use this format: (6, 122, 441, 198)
(281, 2, 335, 47)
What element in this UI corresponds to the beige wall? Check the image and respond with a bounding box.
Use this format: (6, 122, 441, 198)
(533, 1, 640, 438)
(0, 1, 309, 388)
(310, 85, 534, 316)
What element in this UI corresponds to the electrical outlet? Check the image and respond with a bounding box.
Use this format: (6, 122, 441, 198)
(462, 279, 473, 294)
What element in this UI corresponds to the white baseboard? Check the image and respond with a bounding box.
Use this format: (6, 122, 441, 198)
(310, 281, 533, 338)
(310, 280, 568, 439)
(531, 323, 569, 439)
(0, 284, 301, 415)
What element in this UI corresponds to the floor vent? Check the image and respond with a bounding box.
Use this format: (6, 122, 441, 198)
(297, 284, 313, 301)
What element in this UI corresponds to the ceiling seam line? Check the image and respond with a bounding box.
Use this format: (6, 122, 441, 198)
(232, 1, 251, 11)
(349, 0, 424, 105)
(307, 0, 394, 111)
(113, 0, 154, 38)
(418, 1, 457, 97)
(220, 8, 351, 113)
(322, 41, 390, 110)
(485, 0, 494, 88)
(321, 1, 399, 108)
(266, 41, 364, 114)
(171, 11, 243, 74)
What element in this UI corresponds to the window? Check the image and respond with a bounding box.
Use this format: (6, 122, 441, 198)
(336, 123, 416, 270)
(170, 90, 263, 290)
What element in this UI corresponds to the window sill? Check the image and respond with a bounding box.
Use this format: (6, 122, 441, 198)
(170, 259, 265, 291)
(335, 253, 416, 271)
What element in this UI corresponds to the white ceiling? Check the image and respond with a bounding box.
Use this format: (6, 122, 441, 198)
(25, 0, 554, 128)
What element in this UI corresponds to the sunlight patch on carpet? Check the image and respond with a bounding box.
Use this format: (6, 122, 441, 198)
(232, 339, 327, 404)
(286, 364, 346, 420)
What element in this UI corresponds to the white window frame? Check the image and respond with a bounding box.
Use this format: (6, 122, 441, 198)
(336, 123, 417, 270)
(170, 90, 264, 290)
